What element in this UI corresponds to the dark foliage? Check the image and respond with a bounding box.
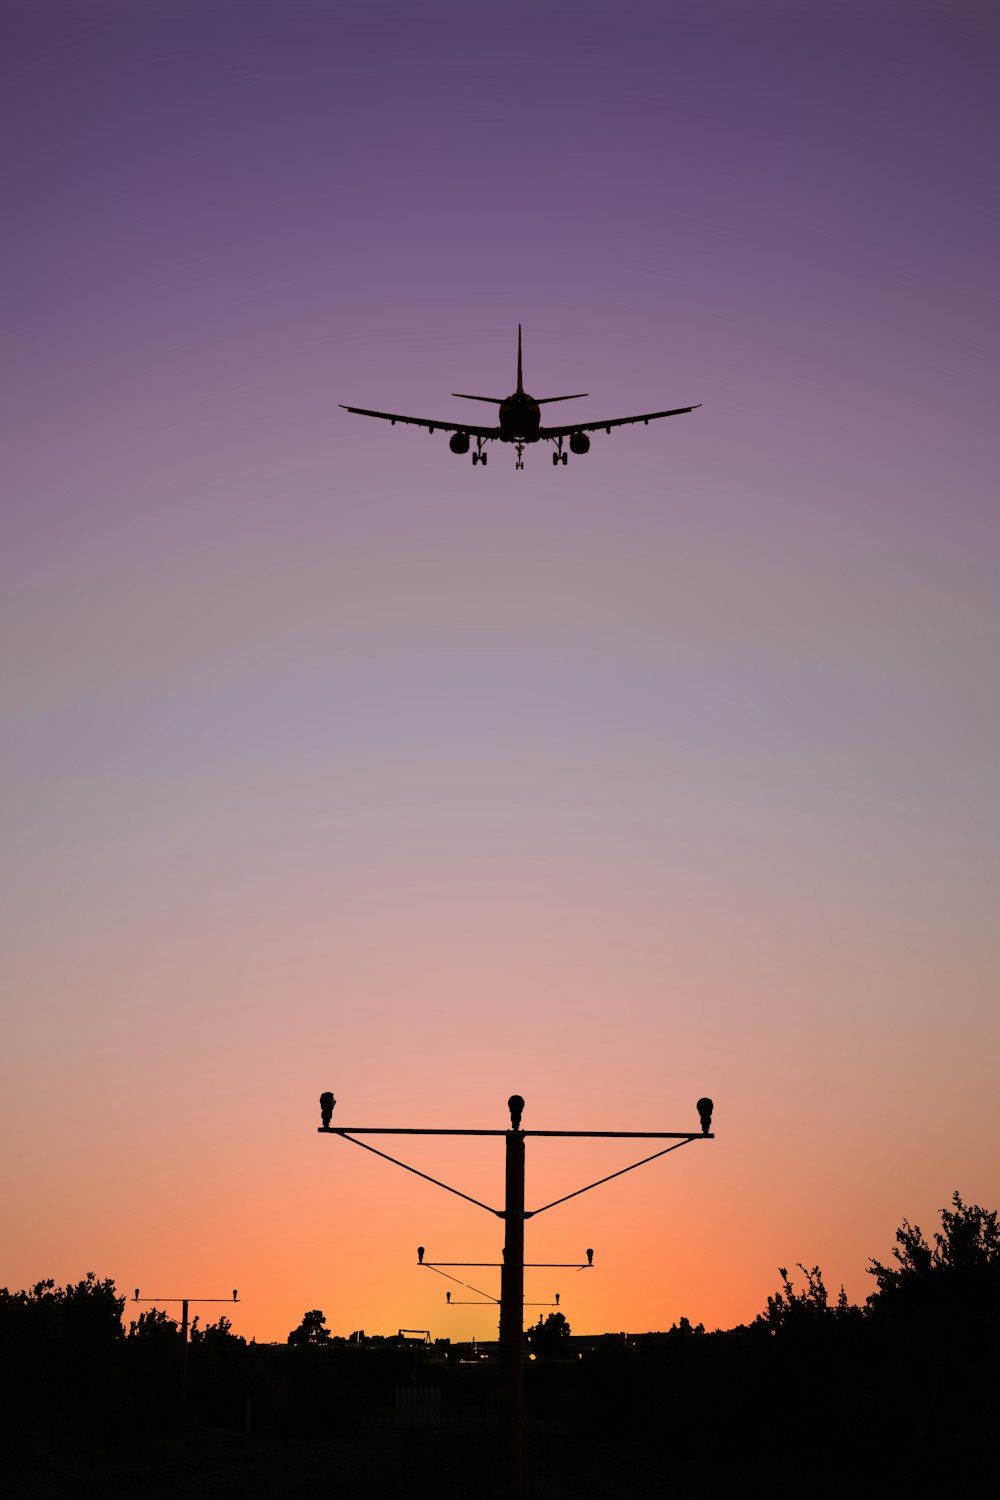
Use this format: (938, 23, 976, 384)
(0, 1273, 127, 1451)
(527, 1309, 572, 1356)
(867, 1191, 1000, 1316)
(287, 1307, 332, 1345)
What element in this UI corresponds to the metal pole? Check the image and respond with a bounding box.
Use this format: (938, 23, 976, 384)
(498, 1097, 525, 1497)
(180, 1299, 189, 1410)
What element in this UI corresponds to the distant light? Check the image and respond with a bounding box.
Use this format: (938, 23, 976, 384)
(508, 1095, 525, 1130)
(696, 1098, 714, 1134)
(320, 1091, 336, 1128)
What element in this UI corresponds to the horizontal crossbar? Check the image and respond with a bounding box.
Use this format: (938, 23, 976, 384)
(321, 1127, 712, 1139)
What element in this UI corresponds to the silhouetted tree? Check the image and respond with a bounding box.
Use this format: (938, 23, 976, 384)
(189, 1313, 244, 1346)
(864, 1193, 1000, 1489)
(0, 1273, 127, 1444)
(122, 1304, 185, 1424)
(186, 1313, 250, 1429)
(667, 1315, 706, 1337)
(527, 1310, 571, 1356)
(867, 1191, 1000, 1316)
(757, 1263, 854, 1332)
(10, 1272, 126, 1345)
(127, 1305, 178, 1342)
(287, 1308, 332, 1345)
(0, 1273, 125, 1365)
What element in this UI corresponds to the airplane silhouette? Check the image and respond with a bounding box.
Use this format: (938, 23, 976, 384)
(340, 326, 701, 470)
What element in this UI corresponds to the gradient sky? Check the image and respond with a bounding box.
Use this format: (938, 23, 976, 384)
(3, 0, 998, 1344)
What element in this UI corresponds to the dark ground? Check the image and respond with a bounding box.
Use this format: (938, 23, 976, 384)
(3, 1422, 910, 1500)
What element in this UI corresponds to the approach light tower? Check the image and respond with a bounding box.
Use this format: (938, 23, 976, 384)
(317, 1091, 713, 1498)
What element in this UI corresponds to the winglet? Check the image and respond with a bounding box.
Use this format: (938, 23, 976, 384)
(517, 324, 523, 395)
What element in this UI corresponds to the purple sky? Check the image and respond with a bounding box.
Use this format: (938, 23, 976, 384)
(3, 1, 999, 1341)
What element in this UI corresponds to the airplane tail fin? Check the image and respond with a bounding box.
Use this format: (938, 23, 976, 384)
(452, 326, 582, 403)
(516, 325, 586, 402)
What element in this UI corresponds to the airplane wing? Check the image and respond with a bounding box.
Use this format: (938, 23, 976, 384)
(339, 404, 500, 439)
(538, 403, 701, 439)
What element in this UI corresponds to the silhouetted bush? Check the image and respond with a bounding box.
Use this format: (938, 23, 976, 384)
(526, 1310, 572, 1356)
(287, 1307, 332, 1345)
(0, 1274, 127, 1452)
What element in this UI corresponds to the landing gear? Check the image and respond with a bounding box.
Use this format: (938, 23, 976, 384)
(473, 438, 488, 466)
(515, 441, 526, 471)
(552, 439, 568, 466)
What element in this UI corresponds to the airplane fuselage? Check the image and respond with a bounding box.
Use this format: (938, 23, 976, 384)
(498, 391, 541, 443)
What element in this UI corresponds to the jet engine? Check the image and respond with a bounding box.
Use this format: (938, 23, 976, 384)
(449, 431, 471, 454)
(569, 432, 591, 455)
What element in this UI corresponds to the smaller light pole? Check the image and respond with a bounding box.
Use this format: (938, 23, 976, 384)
(419, 1248, 591, 1280)
(420, 1249, 589, 1316)
(132, 1289, 240, 1407)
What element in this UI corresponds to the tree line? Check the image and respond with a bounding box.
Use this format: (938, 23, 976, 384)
(2, 1192, 997, 1493)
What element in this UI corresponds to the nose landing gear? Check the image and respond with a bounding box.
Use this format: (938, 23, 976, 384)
(515, 441, 526, 471)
